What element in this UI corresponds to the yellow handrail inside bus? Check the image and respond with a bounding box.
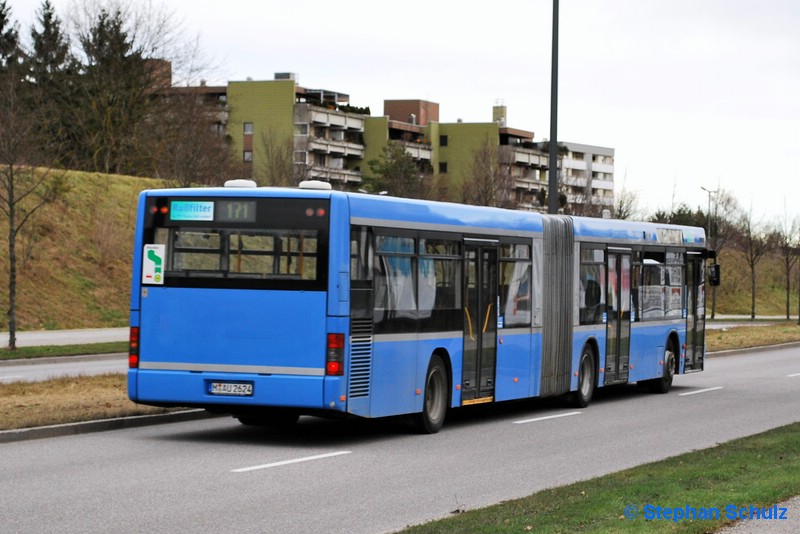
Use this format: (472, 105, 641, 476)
(464, 307, 475, 340)
(483, 304, 493, 333)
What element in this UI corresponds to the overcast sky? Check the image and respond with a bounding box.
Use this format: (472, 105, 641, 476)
(11, 0, 800, 222)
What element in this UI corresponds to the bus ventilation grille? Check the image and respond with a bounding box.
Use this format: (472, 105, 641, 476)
(348, 319, 373, 398)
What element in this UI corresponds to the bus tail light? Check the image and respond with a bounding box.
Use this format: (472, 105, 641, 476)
(129, 327, 140, 368)
(326, 333, 345, 376)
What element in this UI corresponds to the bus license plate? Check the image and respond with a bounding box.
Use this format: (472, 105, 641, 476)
(209, 382, 253, 396)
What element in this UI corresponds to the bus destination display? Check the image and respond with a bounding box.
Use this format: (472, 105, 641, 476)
(169, 200, 256, 223)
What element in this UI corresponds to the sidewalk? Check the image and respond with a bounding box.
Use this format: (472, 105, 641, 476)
(716, 495, 800, 533)
(0, 328, 128, 348)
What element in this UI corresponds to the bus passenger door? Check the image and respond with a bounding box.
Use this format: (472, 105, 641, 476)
(685, 255, 705, 371)
(462, 242, 498, 404)
(605, 251, 631, 384)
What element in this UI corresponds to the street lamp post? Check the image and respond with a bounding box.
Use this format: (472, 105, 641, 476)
(701, 186, 718, 319)
(547, 0, 559, 214)
(700, 186, 717, 239)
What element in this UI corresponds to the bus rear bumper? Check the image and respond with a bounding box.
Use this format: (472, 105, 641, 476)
(129, 369, 344, 412)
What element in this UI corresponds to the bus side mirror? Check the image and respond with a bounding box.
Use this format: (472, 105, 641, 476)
(708, 264, 720, 287)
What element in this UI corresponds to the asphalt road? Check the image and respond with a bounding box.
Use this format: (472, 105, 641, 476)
(0, 353, 127, 382)
(2, 346, 799, 533)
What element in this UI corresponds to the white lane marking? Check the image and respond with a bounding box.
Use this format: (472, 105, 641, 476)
(0, 375, 24, 381)
(513, 411, 582, 425)
(787, 373, 800, 378)
(232, 451, 352, 473)
(679, 386, 724, 396)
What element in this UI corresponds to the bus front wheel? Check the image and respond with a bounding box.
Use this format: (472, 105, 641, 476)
(414, 354, 448, 434)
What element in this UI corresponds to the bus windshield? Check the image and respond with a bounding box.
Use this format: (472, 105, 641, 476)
(142, 197, 329, 290)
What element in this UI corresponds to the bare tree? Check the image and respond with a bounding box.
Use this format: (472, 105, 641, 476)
(613, 172, 642, 220)
(774, 215, 799, 320)
(736, 210, 773, 320)
(706, 189, 741, 319)
(462, 136, 516, 208)
(0, 12, 66, 349)
(150, 87, 232, 187)
(254, 127, 296, 187)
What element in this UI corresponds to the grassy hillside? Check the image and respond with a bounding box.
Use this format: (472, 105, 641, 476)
(714, 247, 798, 317)
(0, 170, 797, 331)
(0, 170, 162, 331)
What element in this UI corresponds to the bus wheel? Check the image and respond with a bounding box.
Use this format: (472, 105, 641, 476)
(414, 354, 448, 434)
(647, 347, 676, 394)
(569, 346, 595, 408)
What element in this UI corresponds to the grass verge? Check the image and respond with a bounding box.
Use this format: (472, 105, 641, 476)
(706, 322, 800, 352)
(0, 341, 128, 361)
(0, 373, 177, 431)
(404, 422, 800, 533)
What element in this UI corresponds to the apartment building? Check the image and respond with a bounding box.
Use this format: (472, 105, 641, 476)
(227, 73, 368, 186)
(558, 142, 616, 215)
(222, 73, 614, 213)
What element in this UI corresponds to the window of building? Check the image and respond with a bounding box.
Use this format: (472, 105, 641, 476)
(243, 150, 253, 163)
(439, 135, 448, 147)
(439, 162, 448, 173)
(243, 122, 253, 135)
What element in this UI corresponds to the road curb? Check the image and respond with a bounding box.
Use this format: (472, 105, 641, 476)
(0, 409, 221, 444)
(707, 341, 800, 358)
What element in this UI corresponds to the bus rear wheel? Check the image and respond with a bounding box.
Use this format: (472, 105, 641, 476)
(646, 347, 676, 394)
(569, 346, 595, 408)
(414, 354, 448, 434)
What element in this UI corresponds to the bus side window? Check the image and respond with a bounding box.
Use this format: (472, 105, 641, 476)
(350, 226, 372, 283)
(500, 243, 532, 328)
(641, 251, 666, 320)
(579, 247, 605, 325)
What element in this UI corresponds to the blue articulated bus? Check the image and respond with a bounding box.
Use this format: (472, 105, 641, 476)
(128, 180, 719, 433)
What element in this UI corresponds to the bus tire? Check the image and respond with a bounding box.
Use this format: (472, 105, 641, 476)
(647, 347, 676, 394)
(569, 345, 596, 408)
(414, 354, 448, 434)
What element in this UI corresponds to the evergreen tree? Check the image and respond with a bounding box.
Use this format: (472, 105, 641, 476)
(27, 0, 72, 165)
(72, 8, 150, 174)
(0, 0, 22, 74)
(366, 142, 425, 198)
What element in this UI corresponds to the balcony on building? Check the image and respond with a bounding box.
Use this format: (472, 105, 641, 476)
(388, 120, 433, 162)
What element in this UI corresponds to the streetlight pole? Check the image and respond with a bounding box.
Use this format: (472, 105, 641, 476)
(547, 0, 559, 214)
(700, 186, 717, 239)
(700, 186, 718, 319)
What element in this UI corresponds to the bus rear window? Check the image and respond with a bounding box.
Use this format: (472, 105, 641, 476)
(143, 197, 328, 290)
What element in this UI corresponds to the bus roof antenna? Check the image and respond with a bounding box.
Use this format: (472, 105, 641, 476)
(224, 179, 257, 188)
(299, 180, 332, 190)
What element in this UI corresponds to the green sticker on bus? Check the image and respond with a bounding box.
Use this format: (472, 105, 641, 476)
(142, 244, 165, 285)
